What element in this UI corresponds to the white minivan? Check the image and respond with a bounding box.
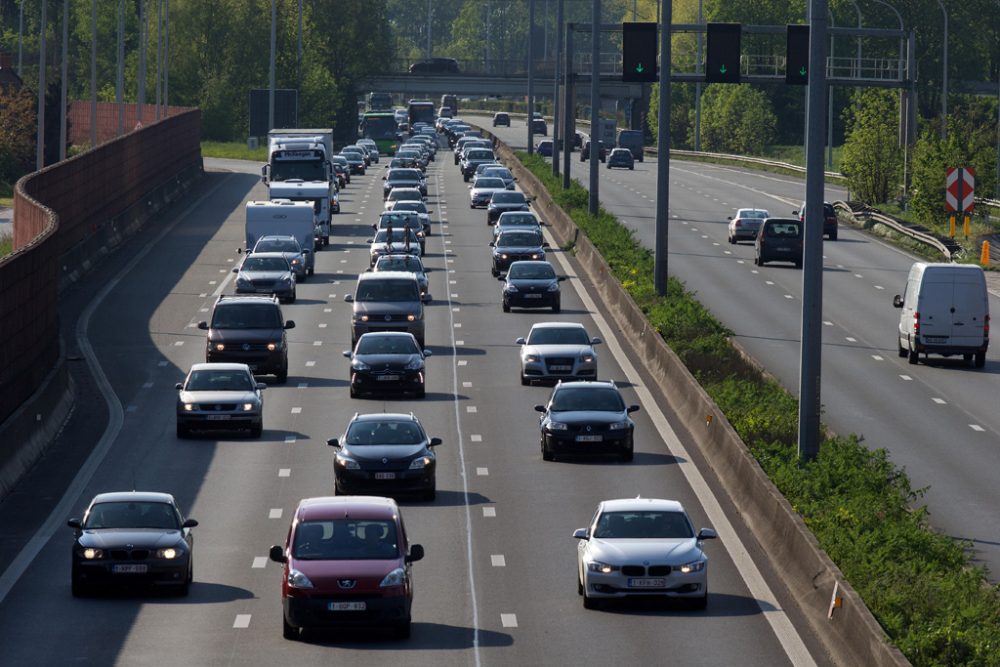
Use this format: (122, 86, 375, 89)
(893, 262, 989, 367)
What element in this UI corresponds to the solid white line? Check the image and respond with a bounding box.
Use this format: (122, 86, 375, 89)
(546, 227, 817, 666)
(0, 174, 233, 605)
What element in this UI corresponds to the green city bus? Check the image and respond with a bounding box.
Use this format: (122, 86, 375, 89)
(359, 112, 401, 156)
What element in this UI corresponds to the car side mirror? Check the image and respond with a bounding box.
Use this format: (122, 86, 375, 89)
(428, 437, 442, 447)
(237, 247, 244, 254)
(422, 293, 432, 303)
(269, 545, 287, 564)
(182, 518, 199, 528)
(591, 337, 603, 345)
(427, 210, 434, 215)
(489, 241, 495, 247)
(497, 276, 506, 282)
(893, 295, 903, 308)
(67, 518, 81, 529)
(727, 216, 733, 220)
(627, 405, 640, 413)
(345, 294, 354, 302)
(372, 224, 378, 230)
(557, 276, 567, 282)
(792, 210, 800, 216)
(423, 349, 433, 358)
(327, 438, 340, 448)
(572, 528, 589, 540)
(407, 544, 425, 563)
(197, 321, 209, 330)
(366, 238, 374, 243)
(232, 267, 239, 273)
(342, 351, 352, 358)
(515, 337, 527, 345)
(256, 383, 267, 390)
(697, 528, 718, 541)
(284, 320, 296, 329)
(534, 404, 545, 413)
(382, 176, 386, 180)
(301, 249, 311, 255)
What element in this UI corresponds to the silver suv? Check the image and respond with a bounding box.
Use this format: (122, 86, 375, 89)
(345, 272, 430, 347)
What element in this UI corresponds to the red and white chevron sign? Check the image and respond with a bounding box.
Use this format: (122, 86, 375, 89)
(945, 167, 975, 213)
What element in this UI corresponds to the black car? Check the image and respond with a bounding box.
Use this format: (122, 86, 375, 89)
(461, 148, 497, 181)
(487, 191, 531, 224)
(340, 150, 366, 175)
(580, 139, 606, 163)
(793, 201, 839, 241)
(198, 295, 295, 383)
(68, 491, 197, 596)
(534, 381, 639, 462)
(490, 228, 548, 276)
(493, 112, 511, 127)
(408, 57, 460, 74)
(755, 218, 804, 268)
(531, 113, 547, 135)
(329, 413, 442, 500)
(606, 148, 634, 170)
(499, 260, 565, 312)
(383, 168, 426, 198)
(343, 332, 431, 398)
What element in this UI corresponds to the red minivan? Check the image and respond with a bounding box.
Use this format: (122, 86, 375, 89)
(269, 496, 424, 640)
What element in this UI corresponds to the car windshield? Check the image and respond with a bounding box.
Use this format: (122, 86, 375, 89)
(212, 304, 282, 329)
(254, 239, 299, 254)
(378, 213, 421, 229)
(356, 278, 419, 301)
(592, 511, 694, 539)
(373, 229, 420, 244)
(738, 209, 769, 219)
(764, 222, 802, 238)
(549, 386, 625, 412)
(377, 257, 423, 273)
(388, 190, 421, 202)
(292, 520, 399, 560)
(356, 335, 420, 355)
(467, 150, 494, 160)
(497, 232, 542, 247)
(345, 420, 425, 445)
(185, 369, 255, 391)
(392, 202, 427, 214)
(491, 192, 525, 204)
(475, 178, 505, 190)
(242, 257, 289, 272)
(508, 263, 556, 280)
(484, 168, 511, 179)
(270, 160, 327, 182)
(527, 327, 589, 345)
(499, 213, 538, 226)
(84, 501, 180, 530)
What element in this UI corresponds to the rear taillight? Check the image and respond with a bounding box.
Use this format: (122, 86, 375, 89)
(984, 314, 990, 339)
(734, 220, 742, 228)
(913, 311, 920, 336)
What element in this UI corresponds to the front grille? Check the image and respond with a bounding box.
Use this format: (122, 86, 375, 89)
(224, 342, 271, 352)
(110, 549, 150, 561)
(250, 280, 277, 289)
(544, 357, 575, 374)
(367, 313, 411, 322)
(563, 423, 610, 434)
(621, 565, 644, 577)
(199, 403, 239, 412)
(649, 565, 671, 576)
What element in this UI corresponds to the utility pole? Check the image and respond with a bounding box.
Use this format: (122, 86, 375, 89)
(59, 0, 68, 161)
(528, 0, 536, 154)
(91, 0, 97, 147)
(36, 0, 46, 170)
(653, 0, 671, 294)
(588, 0, 600, 214)
(155, 0, 163, 121)
(426, 0, 432, 60)
(117, 0, 124, 135)
(138, 0, 147, 124)
(694, 0, 702, 151)
(562, 23, 574, 189)
(164, 0, 169, 111)
(936, 0, 948, 138)
(269, 0, 276, 133)
(552, 0, 564, 177)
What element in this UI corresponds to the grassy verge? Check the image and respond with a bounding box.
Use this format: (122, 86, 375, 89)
(518, 150, 1000, 665)
(200, 141, 267, 162)
(0, 180, 13, 208)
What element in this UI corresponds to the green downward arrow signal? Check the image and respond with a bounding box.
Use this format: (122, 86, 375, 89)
(719, 64, 728, 74)
(799, 66, 807, 76)
(635, 63, 645, 73)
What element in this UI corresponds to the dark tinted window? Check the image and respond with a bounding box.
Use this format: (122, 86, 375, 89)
(356, 278, 420, 302)
(356, 335, 420, 355)
(508, 263, 556, 280)
(491, 192, 526, 204)
(764, 222, 802, 238)
(475, 178, 506, 190)
(549, 386, 625, 412)
(497, 232, 543, 247)
(212, 303, 282, 329)
(242, 256, 289, 272)
(85, 501, 180, 530)
(346, 419, 425, 445)
(254, 238, 300, 253)
(293, 520, 399, 560)
(527, 327, 590, 346)
(593, 511, 693, 539)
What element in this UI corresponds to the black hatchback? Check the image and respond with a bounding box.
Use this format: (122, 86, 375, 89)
(755, 218, 804, 268)
(343, 332, 431, 398)
(535, 381, 639, 462)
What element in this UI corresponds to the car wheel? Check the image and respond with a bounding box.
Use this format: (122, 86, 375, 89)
(541, 441, 555, 461)
(175, 581, 191, 597)
(621, 446, 634, 463)
(897, 339, 908, 358)
(71, 576, 88, 598)
(690, 592, 709, 611)
(577, 573, 584, 596)
(520, 372, 529, 386)
(628, 165, 634, 170)
(463, 173, 469, 182)
(502, 301, 511, 313)
(416, 384, 426, 399)
(250, 421, 263, 438)
(583, 591, 600, 609)
(907, 346, 918, 364)
(275, 364, 288, 384)
(829, 232, 838, 241)
(423, 487, 436, 502)
(287, 289, 296, 304)
(964, 353, 974, 365)
(349, 383, 358, 398)
(552, 299, 561, 314)
(176, 422, 189, 439)
(975, 351, 986, 368)
(282, 616, 300, 640)
(395, 619, 412, 640)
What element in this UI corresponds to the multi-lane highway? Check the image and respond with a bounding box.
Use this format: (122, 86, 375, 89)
(476, 113, 1000, 577)
(0, 141, 836, 664)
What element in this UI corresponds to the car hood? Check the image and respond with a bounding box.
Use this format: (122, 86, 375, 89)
(471, 187, 505, 197)
(354, 302, 419, 316)
(239, 269, 293, 281)
(211, 328, 284, 342)
(345, 444, 426, 461)
(78, 529, 183, 549)
(178, 389, 259, 403)
(587, 538, 702, 565)
(490, 202, 529, 210)
(494, 245, 545, 254)
(507, 278, 558, 290)
(291, 557, 400, 588)
(548, 410, 627, 424)
(354, 353, 423, 368)
(524, 344, 593, 357)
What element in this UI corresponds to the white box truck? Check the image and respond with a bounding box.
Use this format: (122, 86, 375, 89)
(262, 129, 335, 247)
(245, 200, 316, 276)
(893, 262, 989, 367)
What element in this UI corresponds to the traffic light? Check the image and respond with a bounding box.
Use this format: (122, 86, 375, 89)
(622, 22, 658, 82)
(786, 25, 810, 85)
(705, 23, 741, 84)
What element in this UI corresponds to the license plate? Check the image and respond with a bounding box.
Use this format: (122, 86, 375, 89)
(628, 577, 665, 588)
(924, 336, 947, 343)
(524, 293, 543, 299)
(576, 435, 603, 442)
(206, 414, 231, 421)
(113, 564, 148, 574)
(776, 247, 790, 252)
(328, 601, 366, 611)
(376, 375, 400, 381)
(550, 365, 572, 371)
(374, 472, 396, 480)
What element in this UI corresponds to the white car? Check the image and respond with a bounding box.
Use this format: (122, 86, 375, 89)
(726, 208, 769, 244)
(367, 228, 422, 266)
(469, 177, 508, 209)
(384, 187, 425, 211)
(574, 498, 717, 610)
(516, 322, 600, 385)
(493, 211, 542, 240)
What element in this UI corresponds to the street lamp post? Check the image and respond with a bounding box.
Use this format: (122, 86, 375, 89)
(552, 0, 564, 177)
(269, 0, 276, 133)
(936, 0, 948, 139)
(91, 0, 97, 147)
(117, 0, 124, 135)
(59, 0, 68, 161)
(588, 0, 599, 215)
(528, 0, 535, 154)
(36, 0, 46, 170)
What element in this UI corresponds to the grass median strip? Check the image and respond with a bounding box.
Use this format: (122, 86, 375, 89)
(517, 151, 1000, 665)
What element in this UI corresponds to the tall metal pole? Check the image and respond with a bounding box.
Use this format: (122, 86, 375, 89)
(562, 23, 574, 188)
(799, 0, 829, 461)
(36, 0, 47, 170)
(426, 0, 432, 60)
(116, 0, 124, 135)
(996, 74, 999, 198)
(164, 0, 169, 112)
(871, 0, 904, 147)
(826, 12, 834, 169)
(138, 0, 146, 124)
(936, 0, 948, 138)
(59, 0, 68, 161)
(17, 0, 23, 76)
(297, 0, 302, 88)
(694, 0, 702, 151)
(91, 0, 98, 147)
(588, 0, 600, 215)
(155, 0, 163, 121)
(528, 0, 536, 154)
(552, 0, 564, 177)
(269, 0, 276, 133)
(653, 0, 671, 294)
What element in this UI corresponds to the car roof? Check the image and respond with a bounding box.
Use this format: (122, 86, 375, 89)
(295, 496, 400, 522)
(553, 379, 617, 391)
(377, 254, 424, 265)
(358, 331, 419, 341)
(498, 211, 539, 221)
(735, 208, 769, 215)
(189, 362, 252, 373)
(256, 235, 297, 243)
(531, 321, 586, 331)
(351, 412, 419, 423)
(215, 294, 280, 306)
(358, 270, 418, 282)
(90, 491, 176, 505)
(599, 497, 686, 513)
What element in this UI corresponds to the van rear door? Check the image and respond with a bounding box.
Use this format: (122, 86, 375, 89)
(915, 275, 953, 344)
(950, 270, 987, 347)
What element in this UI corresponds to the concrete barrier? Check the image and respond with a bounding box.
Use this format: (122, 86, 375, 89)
(486, 130, 910, 667)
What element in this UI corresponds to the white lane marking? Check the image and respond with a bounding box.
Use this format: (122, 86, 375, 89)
(454, 323, 462, 328)
(174, 341, 184, 346)
(765, 280, 774, 286)
(871, 355, 884, 361)
(470, 434, 482, 442)
(318, 323, 327, 328)
(305, 361, 316, 367)
(279, 468, 291, 477)
(252, 557, 267, 569)
(823, 321, 833, 326)
(784, 294, 793, 299)
(285, 436, 296, 444)
(208, 280, 217, 285)
(483, 507, 496, 518)
(313, 341, 323, 346)
(453, 307, 461, 312)
(291, 407, 302, 415)
(500, 614, 518, 628)
(491, 555, 506, 567)
(463, 381, 473, 388)
(452, 293, 459, 298)
(0, 174, 233, 605)
(476, 467, 488, 476)
(970, 424, 985, 432)
(467, 406, 477, 413)
(854, 273, 863, 278)
(456, 340, 465, 345)
(269, 508, 283, 519)
(233, 615, 252, 629)
(899, 375, 913, 381)
(458, 360, 468, 366)
(546, 226, 817, 666)
(875, 285, 885, 290)
(932, 397, 947, 405)
(324, 308, 332, 313)
(845, 337, 856, 343)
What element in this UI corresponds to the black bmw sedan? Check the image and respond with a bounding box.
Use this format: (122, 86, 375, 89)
(68, 491, 197, 596)
(343, 332, 431, 398)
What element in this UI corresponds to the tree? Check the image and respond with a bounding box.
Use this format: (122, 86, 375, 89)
(840, 89, 902, 204)
(698, 84, 776, 154)
(0, 85, 36, 182)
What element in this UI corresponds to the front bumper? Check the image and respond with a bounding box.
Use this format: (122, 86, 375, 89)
(73, 556, 190, 588)
(542, 430, 632, 456)
(284, 593, 409, 629)
(206, 348, 286, 376)
(177, 412, 262, 431)
(335, 467, 435, 495)
(504, 291, 559, 309)
(522, 357, 596, 381)
(351, 369, 425, 394)
(582, 567, 706, 599)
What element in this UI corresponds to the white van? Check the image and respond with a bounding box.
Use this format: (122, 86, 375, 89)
(893, 262, 989, 367)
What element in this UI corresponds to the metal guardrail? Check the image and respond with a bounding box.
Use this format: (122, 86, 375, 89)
(834, 202, 960, 260)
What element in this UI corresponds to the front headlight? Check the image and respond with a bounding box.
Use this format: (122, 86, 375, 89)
(580, 354, 594, 363)
(336, 455, 360, 470)
(407, 314, 416, 322)
(156, 547, 179, 560)
(608, 421, 630, 431)
(408, 456, 432, 469)
(500, 253, 509, 260)
(290, 259, 301, 267)
(523, 354, 539, 363)
(679, 559, 706, 574)
(405, 358, 424, 370)
(353, 360, 371, 371)
(546, 421, 568, 431)
(183, 403, 196, 411)
(214, 343, 225, 352)
(358, 313, 369, 322)
(279, 276, 293, 286)
(266, 342, 277, 351)
(77, 548, 104, 560)
(241, 402, 256, 412)
(504, 283, 519, 293)
(288, 569, 314, 589)
(531, 253, 543, 260)
(546, 282, 560, 292)
(587, 560, 620, 574)
(236, 277, 252, 288)
(379, 567, 407, 588)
